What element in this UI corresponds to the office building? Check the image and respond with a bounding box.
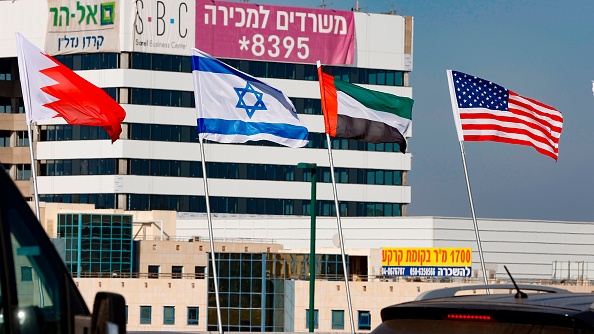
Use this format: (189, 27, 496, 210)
(0, 0, 413, 218)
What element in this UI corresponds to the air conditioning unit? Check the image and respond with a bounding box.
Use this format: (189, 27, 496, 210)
(193, 236, 202, 242)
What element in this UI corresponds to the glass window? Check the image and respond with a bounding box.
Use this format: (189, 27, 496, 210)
(0, 96, 11, 113)
(187, 306, 199, 325)
(181, 56, 192, 72)
(358, 310, 371, 330)
(367, 170, 375, 184)
(16, 164, 31, 180)
(305, 309, 319, 329)
(21, 266, 33, 282)
(368, 69, 377, 85)
(395, 72, 404, 86)
(0, 130, 10, 147)
(376, 170, 384, 185)
(170, 55, 180, 71)
(385, 171, 394, 185)
(385, 204, 393, 216)
(195, 266, 206, 279)
(148, 265, 159, 278)
(172, 265, 183, 279)
(377, 70, 386, 85)
(16, 131, 29, 147)
(332, 310, 345, 329)
(142, 53, 152, 70)
(164, 306, 175, 325)
(140, 306, 152, 324)
(304, 64, 316, 80)
(153, 54, 163, 71)
(386, 71, 395, 86)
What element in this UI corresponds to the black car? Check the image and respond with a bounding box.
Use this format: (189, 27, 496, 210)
(0, 163, 126, 333)
(371, 283, 594, 333)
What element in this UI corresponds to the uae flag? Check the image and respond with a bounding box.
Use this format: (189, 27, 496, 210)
(317, 65, 413, 153)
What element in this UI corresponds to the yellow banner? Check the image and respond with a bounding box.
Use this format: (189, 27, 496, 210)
(381, 248, 472, 267)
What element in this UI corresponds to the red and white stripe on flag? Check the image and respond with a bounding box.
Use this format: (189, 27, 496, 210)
(447, 70, 563, 160)
(16, 33, 126, 142)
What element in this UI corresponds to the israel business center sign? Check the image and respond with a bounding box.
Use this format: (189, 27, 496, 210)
(132, 0, 195, 55)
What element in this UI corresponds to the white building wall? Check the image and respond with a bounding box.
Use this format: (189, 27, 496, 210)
(352, 11, 410, 70)
(0, 0, 48, 57)
(433, 217, 594, 279)
(176, 216, 594, 280)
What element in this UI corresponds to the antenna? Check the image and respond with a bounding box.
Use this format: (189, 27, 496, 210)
(504, 265, 528, 299)
(319, 0, 333, 9)
(351, 1, 367, 12)
(383, 3, 402, 15)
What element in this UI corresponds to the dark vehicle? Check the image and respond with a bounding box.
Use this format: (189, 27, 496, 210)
(0, 164, 126, 334)
(371, 283, 594, 334)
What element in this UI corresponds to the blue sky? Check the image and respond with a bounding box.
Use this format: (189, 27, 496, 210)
(240, 0, 594, 221)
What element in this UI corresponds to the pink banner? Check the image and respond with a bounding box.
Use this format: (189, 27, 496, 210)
(195, 0, 355, 65)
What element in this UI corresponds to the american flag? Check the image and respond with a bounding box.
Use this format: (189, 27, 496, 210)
(447, 70, 563, 160)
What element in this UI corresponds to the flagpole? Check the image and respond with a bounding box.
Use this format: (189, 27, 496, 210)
(325, 133, 356, 334)
(27, 122, 40, 220)
(458, 141, 489, 291)
(198, 138, 223, 334)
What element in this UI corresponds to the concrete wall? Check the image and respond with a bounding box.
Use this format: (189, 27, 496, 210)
(73, 277, 594, 332)
(137, 239, 283, 276)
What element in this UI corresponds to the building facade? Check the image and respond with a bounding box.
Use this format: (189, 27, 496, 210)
(57, 212, 134, 276)
(20, 201, 594, 332)
(0, 0, 413, 218)
(176, 215, 594, 280)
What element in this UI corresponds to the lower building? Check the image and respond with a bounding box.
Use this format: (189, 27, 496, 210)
(29, 201, 594, 331)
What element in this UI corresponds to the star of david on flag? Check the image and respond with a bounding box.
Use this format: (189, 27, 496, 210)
(234, 82, 266, 118)
(191, 48, 309, 148)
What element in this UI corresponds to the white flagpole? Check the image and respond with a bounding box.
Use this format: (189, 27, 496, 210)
(26, 122, 40, 220)
(198, 138, 223, 334)
(325, 133, 356, 334)
(458, 142, 489, 289)
(18, 34, 40, 221)
(447, 70, 489, 291)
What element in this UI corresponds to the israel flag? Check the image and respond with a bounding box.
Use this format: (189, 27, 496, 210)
(191, 49, 309, 148)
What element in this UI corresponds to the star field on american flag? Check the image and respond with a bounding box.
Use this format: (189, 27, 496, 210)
(452, 70, 509, 111)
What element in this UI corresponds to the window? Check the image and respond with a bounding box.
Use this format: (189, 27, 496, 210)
(0, 130, 9, 147)
(16, 131, 28, 147)
(332, 310, 345, 329)
(187, 307, 199, 325)
(140, 306, 152, 324)
(305, 309, 319, 329)
(0, 96, 11, 113)
(195, 266, 206, 279)
(148, 265, 159, 278)
(358, 310, 371, 330)
(21, 266, 33, 282)
(172, 265, 183, 279)
(164, 306, 175, 325)
(16, 164, 31, 180)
